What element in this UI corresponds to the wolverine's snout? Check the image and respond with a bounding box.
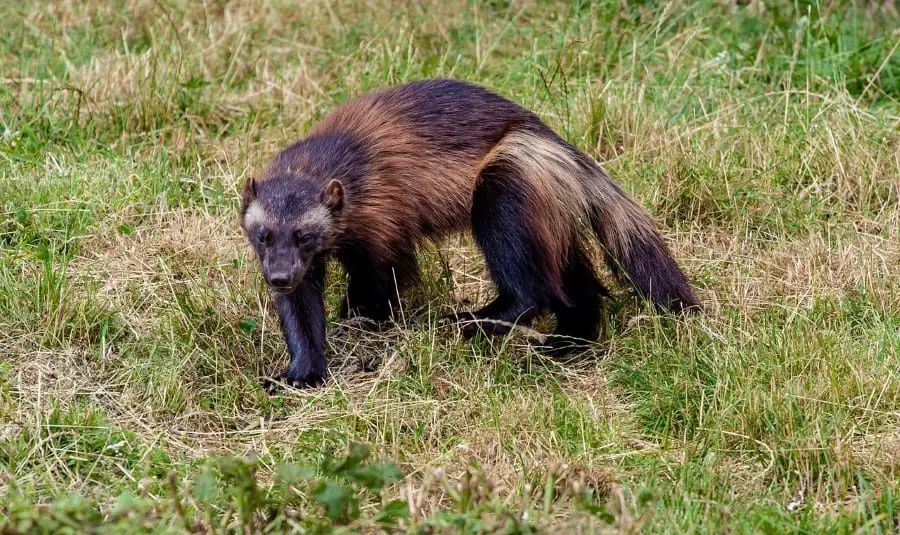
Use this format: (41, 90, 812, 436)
(266, 271, 293, 289)
(263, 257, 306, 293)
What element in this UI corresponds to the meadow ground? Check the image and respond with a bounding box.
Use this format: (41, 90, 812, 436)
(1, 0, 898, 533)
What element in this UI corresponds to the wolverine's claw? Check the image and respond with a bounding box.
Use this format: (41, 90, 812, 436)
(260, 373, 324, 393)
(260, 376, 280, 394)
(438, 312, 482, 338)
(438, 312, 473, 326)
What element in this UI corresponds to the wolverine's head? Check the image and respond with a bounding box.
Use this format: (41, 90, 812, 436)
(240, 174, 344, 293)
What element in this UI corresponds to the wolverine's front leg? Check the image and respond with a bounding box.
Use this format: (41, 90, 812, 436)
(337, 247, 420, 325)
(267, 262, 327, 390)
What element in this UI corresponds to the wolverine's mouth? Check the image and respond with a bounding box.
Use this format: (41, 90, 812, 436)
(268, 284, 299, 295)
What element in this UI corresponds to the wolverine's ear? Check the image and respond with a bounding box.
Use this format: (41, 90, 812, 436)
(323, 179, 344, 212)
(242, 177, 258, 201)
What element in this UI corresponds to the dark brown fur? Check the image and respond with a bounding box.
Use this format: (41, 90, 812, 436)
(241, 79, 700, 388)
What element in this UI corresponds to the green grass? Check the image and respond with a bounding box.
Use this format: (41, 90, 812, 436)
(1, 0, 898, 532)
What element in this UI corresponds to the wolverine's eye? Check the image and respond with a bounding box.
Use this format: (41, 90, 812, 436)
(256, 229, 272, 247)
(296, 231, 316, 248)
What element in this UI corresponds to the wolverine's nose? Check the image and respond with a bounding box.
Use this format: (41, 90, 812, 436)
(267, 273, 292, 289)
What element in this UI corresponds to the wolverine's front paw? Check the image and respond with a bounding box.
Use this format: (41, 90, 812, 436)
(261, 370, 326, 393)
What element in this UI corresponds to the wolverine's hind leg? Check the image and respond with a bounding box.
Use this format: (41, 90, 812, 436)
(545, 244, 607, 356)
(339, 247, 419, 326)
(443, 160, 560, 338)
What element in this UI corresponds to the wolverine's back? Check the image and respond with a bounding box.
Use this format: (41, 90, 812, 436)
(271, 80, 543, 257)
(310, 79, 538, 158)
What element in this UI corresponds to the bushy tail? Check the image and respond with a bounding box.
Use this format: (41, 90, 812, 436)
(581, 163, 701, 313)
(488, 126, 700, 313)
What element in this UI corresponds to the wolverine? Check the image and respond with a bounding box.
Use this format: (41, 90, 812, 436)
(241, 79, 700, 389)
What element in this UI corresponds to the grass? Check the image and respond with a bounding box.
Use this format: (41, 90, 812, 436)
(1, 0, 898, 532)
